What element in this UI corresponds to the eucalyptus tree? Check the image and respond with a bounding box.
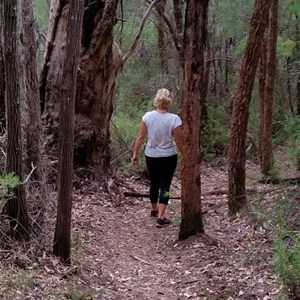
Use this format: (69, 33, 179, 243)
(258, 0, 278, 176)
(41, 0, 160, 173)
(228, 0, 271, 215)
(179, 0, 208, 240)
(53, 0, 84, 264)
(0, 2, 5, 134)
(21, 0, 44, 182)
(3, 0, 30, 239)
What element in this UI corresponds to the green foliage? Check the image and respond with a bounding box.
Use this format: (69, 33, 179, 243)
(201, 102, 230, 158)
(0, 173, 21, 210)
(277, 36, 296, 58)
(273, 114, 300, 164)
(251, 193, 300, 298)
(288, 0, 300, 13)
(110, 110, 144, 168)
(210, 0, 254, 39)
(234, 37, 247, 55)
(274, 230, 300, 297)
(235, 36, 296, 58)
(33, 0, 50, 32)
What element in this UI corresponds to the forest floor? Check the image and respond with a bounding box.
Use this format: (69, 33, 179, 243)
(1, 156, 298, 299)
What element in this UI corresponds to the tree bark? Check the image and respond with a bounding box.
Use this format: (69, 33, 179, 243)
(258, 40, 267, 167)
(228, 0, 271, 216)
(156, 0, 169, 74)
(75, 0, 121, 171)
(179, 0, 208, 240)
(3, 0, 30, 240)
(21, 0, 42, 177)
(53, 0, 83, 264)
(295, 13, 300, 116)
(173, 0, 184, 34)
(41, 0, 121, 172)
(259, 0, 278, 176)
(0, 2, 5, 134)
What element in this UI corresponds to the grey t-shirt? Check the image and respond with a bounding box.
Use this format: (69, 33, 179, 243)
(142, 110, 182, 158)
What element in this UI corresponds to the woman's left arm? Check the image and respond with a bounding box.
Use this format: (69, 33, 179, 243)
(173, 125, 183, 153)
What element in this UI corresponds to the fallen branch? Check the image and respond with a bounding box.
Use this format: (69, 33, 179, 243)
(258, 177, 300, 185)
(123, 191, 181, 199)
(129, 254, 152, 265)
(124, 187, 259, 199)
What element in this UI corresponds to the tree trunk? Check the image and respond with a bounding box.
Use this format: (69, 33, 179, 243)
(173, 0, 184, 34)
(296, 14, 300, 116)
(3, 0, 30, 240)
(179, 0, 208, 240)
(258, 40, 267, 168)
(21, 0, 42, 177)
(0, 2, 5, 134)
(286, 57, 293, 113)
(21, 0, 46, 225)
(41, 0, 121, 172)
(156, 0, 169, 74)
(259, 0, 278, 176)
(53, 0, 83, 264)
(228, 0, 271, 216)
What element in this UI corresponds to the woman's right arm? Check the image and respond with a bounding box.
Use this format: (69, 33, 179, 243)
(132, 121, 147, 164)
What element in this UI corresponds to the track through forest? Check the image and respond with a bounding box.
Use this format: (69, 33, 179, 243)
(73, 162, 282, 300)
(0, 161, 289, 299)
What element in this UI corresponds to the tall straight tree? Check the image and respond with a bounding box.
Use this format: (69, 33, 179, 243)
(53, 0, 84, 263)
(228, 0, 271, 215)
(3, 0, 30, 239)
(21, 0, 46, 225)
(179, 0, 208, 240)
(21, 0, 43, 181)
(259, 0, 278, 176)
(0, 1, 5, 133)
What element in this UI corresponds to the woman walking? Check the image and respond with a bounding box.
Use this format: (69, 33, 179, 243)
(132, 88, 182, 227)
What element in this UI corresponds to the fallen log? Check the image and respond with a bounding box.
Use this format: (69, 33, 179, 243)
(123, 191, 181, 199)
(124, 187, 258, 199)
(258, 177, 300, 185)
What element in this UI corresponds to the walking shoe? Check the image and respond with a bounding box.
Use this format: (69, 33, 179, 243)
(156, 217, 172, 228)
(150, 210, 158, 217)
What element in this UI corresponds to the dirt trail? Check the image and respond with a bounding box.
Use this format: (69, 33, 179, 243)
(73, 164, 281, 299)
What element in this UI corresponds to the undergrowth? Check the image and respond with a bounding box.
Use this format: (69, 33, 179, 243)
(251, 190, 300, 299)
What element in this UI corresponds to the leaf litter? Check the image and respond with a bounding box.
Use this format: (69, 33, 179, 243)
(0, 161, 287, 299)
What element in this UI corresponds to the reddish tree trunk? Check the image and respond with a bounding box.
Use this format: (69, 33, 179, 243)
(259, 0, 278, 176)
(0, 2, 5, 134)
(228, 0, 271, 216)
(179, 0, 208, 240)
(0, 44, 5, 134)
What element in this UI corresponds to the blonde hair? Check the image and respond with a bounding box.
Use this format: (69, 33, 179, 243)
(154, 88, 173, 110)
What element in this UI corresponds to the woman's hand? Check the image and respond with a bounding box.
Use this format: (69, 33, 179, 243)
(131, 154, 138, 164)
(132, 121, 147, 165)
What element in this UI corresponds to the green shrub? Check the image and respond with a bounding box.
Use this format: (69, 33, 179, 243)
(274, 230, 300, 298)
(273, 114, 300, 166)
(201, 102, 230, 158)
(251, 193, 300, 298)
(0, 173, 21, 211)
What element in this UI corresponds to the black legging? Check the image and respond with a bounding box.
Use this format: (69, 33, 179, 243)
(145, 154, 177, 205)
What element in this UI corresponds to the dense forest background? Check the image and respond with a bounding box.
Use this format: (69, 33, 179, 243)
(31, 0, 300, 170)
(1, 0, 300, 299)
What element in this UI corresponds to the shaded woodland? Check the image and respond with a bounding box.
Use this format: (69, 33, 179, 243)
(0, 0, 300, 299)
